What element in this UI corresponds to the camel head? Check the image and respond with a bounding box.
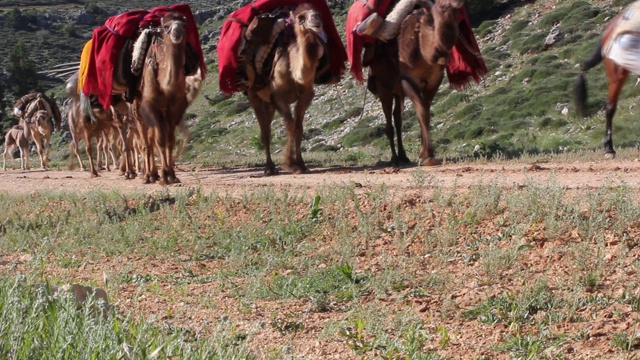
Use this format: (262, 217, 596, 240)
(293, 5, 326, 41)
(162, 13, 187, 45)
(424, 0, 463, 65)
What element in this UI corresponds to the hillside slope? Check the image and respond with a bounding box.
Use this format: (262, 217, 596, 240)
(2, 0, 639, 167)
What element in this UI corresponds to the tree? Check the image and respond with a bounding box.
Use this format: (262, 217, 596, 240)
(6, 7, 26, 31)
(7, 39, 38, 97)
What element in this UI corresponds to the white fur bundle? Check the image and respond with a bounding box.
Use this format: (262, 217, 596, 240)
(131, 29, 153, 76)
(380, 0, 418, 41)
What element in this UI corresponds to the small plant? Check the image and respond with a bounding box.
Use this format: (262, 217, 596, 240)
(309, 194, 322, 221)
(271, 315, 304, 335)
(611, 331, 640, 352)
(338, 318, 375, 355)
(436, 325, 450, 349)
(581, 271, 600, 292)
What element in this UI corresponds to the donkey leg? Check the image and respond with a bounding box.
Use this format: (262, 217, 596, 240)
(71, 139, 85, 171)
(603, 60, 629, 158)
(3, 148, 8, 170)
(84, 132, 99, 178)
(34, 136, 46, 169)
(116, 125, 135, 179)
(23, 146, 29, 170)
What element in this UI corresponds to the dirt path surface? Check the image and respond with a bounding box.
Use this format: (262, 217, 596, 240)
(2, 159, 640, 195)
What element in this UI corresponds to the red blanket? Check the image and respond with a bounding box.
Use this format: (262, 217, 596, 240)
(446, 7, 488, 89)
(82, 4, 206, 109)
(345, 0, 391, 83)
(346, 2, 487, 89)
(217, 0, 347, 94)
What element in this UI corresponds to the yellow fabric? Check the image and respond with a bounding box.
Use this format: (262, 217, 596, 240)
(78, 39, 93, 93)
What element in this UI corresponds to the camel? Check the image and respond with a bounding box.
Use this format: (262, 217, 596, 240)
(133, 12, 191, 185)
(22, 96, 53, 169)
(2, 125, 30, 170)
(245, 4, 328, 175)
(359, 0, 464, 166)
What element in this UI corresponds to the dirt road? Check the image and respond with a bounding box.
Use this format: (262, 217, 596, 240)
(2, 159, 640, 195)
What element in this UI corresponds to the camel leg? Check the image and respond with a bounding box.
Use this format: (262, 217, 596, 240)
(248, 92, 278, 175)
(276, 101, 298, 174)
(603, 59, 629, 158)
(393, 94, 410, 164)
(155, 126, 173, 185)
(168, 126, 179, 183)
(290, 90, 314, 173)
(401, 79, 441, 166)
(378, 83, 401, 165)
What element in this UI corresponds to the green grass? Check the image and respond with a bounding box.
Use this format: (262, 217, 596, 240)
(0, 277, 253, 359)
(2, 172, 640, 356)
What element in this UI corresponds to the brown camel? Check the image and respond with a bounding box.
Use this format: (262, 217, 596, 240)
(22, 96, 53, 169)
(366, 0, 463, 166)
(245, 4, 328, 175)
(3, 125, 31, 170)
(133, 12, 191, 185)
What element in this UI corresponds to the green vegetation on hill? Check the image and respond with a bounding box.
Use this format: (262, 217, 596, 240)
(2, 0, 640, 165)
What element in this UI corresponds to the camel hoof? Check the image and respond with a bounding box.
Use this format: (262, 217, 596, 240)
(420, 157, 442, 167)
(264, 167, 279, 176)
(283, 163, 308, 174)
(91, 173, 100, 178)
(604, 152, 616, 160)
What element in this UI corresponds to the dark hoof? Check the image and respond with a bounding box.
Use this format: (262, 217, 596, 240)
(143, 178, 151, 184)
(264, 167, 279, 176)
(604, 152, 616, 160)
(90, 172, 100, 178)
(419, 157, 442, 167)
(391, 156, 412, 167)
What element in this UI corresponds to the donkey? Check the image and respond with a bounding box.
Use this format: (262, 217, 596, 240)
(23, 96, 53, 169)
(3, 125, 31, 170)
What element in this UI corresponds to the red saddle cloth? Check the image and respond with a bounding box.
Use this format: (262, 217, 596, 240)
(82, 3, 206, 109)
(346, 2, 487, 89)
(217, 0, 348, 94)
